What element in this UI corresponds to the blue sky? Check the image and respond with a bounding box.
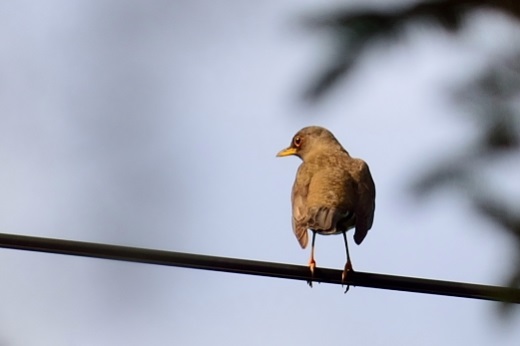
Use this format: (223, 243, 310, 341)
(1, 1, 519, 345)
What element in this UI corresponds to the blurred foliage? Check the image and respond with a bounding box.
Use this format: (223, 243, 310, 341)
(307, 0, 520, 309)
(304, 0, 520, 99)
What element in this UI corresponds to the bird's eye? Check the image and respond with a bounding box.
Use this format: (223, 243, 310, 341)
(293, 136, 302, 147)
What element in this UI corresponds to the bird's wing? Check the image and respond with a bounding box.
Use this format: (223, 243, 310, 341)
(291, 165, 313, 249)
(291, 181, 309, 249)
(353, 159, 376, 245)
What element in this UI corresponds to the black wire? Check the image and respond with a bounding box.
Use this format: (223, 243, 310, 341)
(0, 232, 518, 303)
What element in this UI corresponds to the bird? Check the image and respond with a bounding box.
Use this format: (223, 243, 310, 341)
(277, 126, 375, 288)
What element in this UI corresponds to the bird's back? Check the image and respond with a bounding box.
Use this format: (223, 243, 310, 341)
(293, 151, 375, 244)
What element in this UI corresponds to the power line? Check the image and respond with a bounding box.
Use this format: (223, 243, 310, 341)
(0, 232, 519, 303)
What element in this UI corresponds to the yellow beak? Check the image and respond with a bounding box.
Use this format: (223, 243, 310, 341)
(276, 147, 297, 157)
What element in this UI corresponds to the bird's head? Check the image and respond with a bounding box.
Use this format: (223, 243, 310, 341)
(276, 126, 342, 161)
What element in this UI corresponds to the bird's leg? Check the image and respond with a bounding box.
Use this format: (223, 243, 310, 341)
(342, 232, 353, 293)
(307, 231, 317, 287)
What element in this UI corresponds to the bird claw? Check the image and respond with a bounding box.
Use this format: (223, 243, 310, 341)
(341, 261, 353, 293)
(307, 259, 316, 288)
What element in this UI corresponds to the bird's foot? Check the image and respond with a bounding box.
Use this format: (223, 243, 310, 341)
(341, 261, 353, 293)
(307, 259, 316, 287)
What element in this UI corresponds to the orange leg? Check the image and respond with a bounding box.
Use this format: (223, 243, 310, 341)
(342, 232, 354, 292)
(307, 231, 317, 287)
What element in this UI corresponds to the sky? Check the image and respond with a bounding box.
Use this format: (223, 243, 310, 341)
(0, 1, 520, 345)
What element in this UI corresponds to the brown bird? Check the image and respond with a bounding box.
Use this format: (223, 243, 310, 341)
(277, 126, 375, 287)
